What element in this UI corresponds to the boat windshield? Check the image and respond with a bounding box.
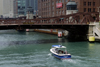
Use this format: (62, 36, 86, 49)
(58, 48, 66, 51)
(55, 48, 67, 54)
(52, 45, 66, 48)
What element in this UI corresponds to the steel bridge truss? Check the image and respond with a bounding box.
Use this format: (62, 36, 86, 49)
(0, 12, 99, 25)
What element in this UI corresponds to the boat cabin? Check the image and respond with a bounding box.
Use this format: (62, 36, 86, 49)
(52, 45, 67, 54)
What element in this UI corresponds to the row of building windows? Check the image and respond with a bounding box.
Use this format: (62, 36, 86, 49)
(42, 2, 96, 8)
(42, 7, 96, 17)
(18, 6, 25, 9)
(42, 7, 65, 11)
(84, 2, 95, 6)
(42, 0, 68, 2)
(56, 0, 68, 3)
(41, 0, 68, 7)
(42, 4, 67, 11)
(84, 8, 95, 12)
(39, 0, 99, 18)
(42, 10, 66, 16)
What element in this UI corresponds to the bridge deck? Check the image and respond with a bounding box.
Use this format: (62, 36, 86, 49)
(0, 12, 99, 30)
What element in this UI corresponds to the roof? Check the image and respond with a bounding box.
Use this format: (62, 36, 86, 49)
(52, 45, 66, 48)
(67, 1, 77, 6)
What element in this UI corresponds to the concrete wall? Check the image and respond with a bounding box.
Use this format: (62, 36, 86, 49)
(26, 13, 33, 19)
(66, 10, 78, 15)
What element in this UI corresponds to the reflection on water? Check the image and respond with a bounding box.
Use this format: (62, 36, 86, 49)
(0, 39, 66, 46)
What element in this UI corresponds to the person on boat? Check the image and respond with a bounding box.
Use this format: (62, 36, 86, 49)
(65, 51, 67, 54)
(55, 48, 58, 53)
(58, 50, 63, 54)
(64, 50, 67, 54)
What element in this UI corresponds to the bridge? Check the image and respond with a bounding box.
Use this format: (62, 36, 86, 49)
(0, 12, 99, 30)
(0, 12, 99, 41)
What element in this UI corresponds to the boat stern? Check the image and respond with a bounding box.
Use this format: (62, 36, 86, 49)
(52, 53, 71, 60)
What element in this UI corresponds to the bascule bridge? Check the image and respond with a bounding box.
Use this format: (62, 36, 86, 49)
(0, 11, 99, 41)
(0, 1, 99, 41)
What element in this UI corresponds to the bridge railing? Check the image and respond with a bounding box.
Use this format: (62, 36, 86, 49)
(0, 12, 99, 25)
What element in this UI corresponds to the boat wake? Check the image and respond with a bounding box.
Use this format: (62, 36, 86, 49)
(61, 55, 90, 67)
(62, 59, 77, 64)
(48, 53, 52, 56)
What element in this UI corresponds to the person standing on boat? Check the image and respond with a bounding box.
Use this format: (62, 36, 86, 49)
(65, 50, 67, 54)
(55, 48, 58, 53)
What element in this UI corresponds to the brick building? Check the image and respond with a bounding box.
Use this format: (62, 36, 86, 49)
(38, 0, 100, 18)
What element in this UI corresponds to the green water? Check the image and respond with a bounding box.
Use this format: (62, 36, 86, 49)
(0, 30, 100, 67)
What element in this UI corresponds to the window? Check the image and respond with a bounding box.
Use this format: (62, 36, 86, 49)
(56, 1, 58, 3)
(90, 2, 91, 6)
(84, 8, 86, 12)
(18, 1, 21, 3)
(52, 1, 54, 5)
(88, 8, 91, 12)
(93, 8, 95, 12)
(52, 7, 54, 10)
(18, 6, 20, 9)
(62, 10, 64, 14)
(59, 0, 61, 3)
(88, 2, 91, 6)
(84, 2, 86, 6)
(22, 6, 25, 9)
(62, 0, 64, 3)
(93, 2, 95, 6)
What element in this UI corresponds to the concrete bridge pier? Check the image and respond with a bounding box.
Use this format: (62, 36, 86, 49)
(88, 22, 100, 42)
(88, 23, 94, 37)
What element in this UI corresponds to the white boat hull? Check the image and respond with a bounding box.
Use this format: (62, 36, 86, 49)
(50, 48, 71, 59)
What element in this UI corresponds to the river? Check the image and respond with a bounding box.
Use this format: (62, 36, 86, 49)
(0, 30, 100, 67)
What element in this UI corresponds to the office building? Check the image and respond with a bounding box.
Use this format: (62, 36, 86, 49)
(16, 0, 38, 17)
(26, 0, 38, 15)
(17, 0, 27, 17)
(38, 0, 100, 18)
(0, 0, 15, 18)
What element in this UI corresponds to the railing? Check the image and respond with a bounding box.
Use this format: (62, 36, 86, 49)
(0, 12, 99, 25)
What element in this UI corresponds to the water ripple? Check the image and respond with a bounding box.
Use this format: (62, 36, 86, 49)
(0, 39, 65, 45)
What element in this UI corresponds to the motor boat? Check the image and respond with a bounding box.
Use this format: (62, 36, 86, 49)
(50, 45, 71, 60)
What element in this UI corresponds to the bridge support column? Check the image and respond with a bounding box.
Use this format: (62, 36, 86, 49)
(88, 23, 95, 42)
(88, 22, 100, 42)
(88, 23, 94, 37)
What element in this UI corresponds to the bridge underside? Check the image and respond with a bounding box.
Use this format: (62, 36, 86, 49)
(0, 25, 89, 39)
(0, 25, 88, 30)
(0, 12, 98, 41)
(64, 25, 89, 41)
(0, 25, 89, 41)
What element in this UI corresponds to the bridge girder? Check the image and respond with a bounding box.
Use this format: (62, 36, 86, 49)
(0, 12, 99, 30)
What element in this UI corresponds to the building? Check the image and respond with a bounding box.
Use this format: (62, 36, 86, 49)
(38, 0, 68, 18)
(26, 0, 38, 15)
(66, 1, 78, 15)
(0, 0, 15, 18)
(38, 0, 100, 18)
(26, 7, 34, 19)
(16, 0, 38, 17)
(13, 0, 18, 18)
(17, 0, 27, 17)
(33, 0, 38, 15)
(75, 0, 100, 13)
